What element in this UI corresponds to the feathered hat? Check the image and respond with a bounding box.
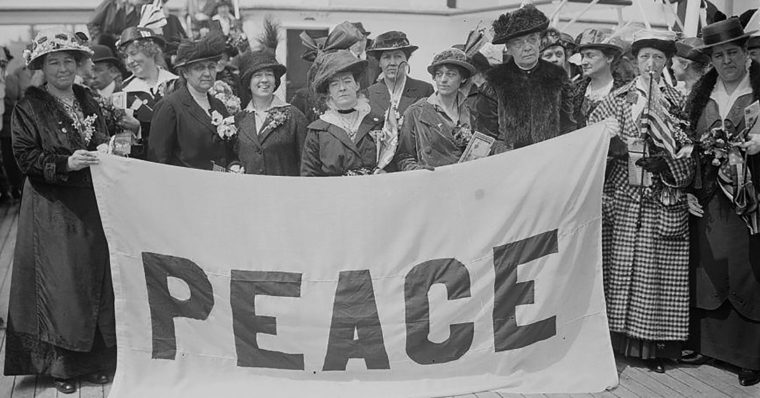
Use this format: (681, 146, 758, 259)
(174, 33, 226, 68)
(240, 17, 287, 92)
(491, 5, 549, 45)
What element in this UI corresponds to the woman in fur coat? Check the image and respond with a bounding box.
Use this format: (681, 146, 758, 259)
(682, 18, 760, 387)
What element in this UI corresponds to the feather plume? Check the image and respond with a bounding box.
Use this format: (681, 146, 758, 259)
(257, 15, 281, 52)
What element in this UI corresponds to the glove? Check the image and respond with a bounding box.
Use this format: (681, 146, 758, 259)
(635, 156, 669, 174)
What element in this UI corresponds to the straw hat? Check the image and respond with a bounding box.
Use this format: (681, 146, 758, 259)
(575, 28, 624, 55)
(23, 29, 93, 70)
(631, 29, 677, 57)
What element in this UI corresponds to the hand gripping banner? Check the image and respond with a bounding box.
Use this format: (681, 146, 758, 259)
(91, 123, 616, 398)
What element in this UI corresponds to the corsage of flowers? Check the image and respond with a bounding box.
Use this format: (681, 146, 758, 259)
(211, 110, 238, 140)
(699, 122, 746, 167)
(209, 80, 242, 115)
(452, 123, 474, 149)
(260, 107, 290, 132)
(78, 114, 98, 145)
(95, 95, 127, 136)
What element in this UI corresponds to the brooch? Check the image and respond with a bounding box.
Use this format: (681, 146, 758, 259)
(625, 91, 638, 105)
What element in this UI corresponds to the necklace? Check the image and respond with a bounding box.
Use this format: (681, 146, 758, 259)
(334, 110, 361, 141)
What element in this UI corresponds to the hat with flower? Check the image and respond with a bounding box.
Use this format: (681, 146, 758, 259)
(540, 28, 576, 53)
(23, 28, 93, 70)
(366, 31, 419, 58)
(310, 50, 367, 94)
(174, 33, 226, 68)
(492, 5, 549, 45)
(427, 48, 476, 77)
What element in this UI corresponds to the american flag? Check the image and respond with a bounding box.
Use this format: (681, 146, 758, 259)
(139, 0, 167, 32)
(639, 90, 682, 158)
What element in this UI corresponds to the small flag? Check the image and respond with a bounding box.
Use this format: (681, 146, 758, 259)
(139, 0, 167, 32)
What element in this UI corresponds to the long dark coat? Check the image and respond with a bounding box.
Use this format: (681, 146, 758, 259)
(588, 79, 694, 342)
(367, 77, 434, 118)
(5, 84, 115, 377)
(300, 114, 384, 176)
(685, 62, 760, 321)
(148, 86, 231, 170)
(474, 59, 576, 152)
(234, 104, 307, 176)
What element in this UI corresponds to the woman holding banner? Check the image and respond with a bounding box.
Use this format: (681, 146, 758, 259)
(4, 29, 115, 394)
(149, 33, 233, 170)
(301, 49, 392, 176)
(394, 48, 476, 170)
(588, 30, 694, 374)
(234, 48, 307, 175)
(683, 18, 760, 386)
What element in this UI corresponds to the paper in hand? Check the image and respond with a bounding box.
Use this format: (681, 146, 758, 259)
(111, 92, 127, 109)
(745, 100, 760, 136)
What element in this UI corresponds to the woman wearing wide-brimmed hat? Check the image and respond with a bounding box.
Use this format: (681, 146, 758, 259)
(117, 26, 178, 148)
(571, 28, 629, 128)
(149, 33, 234, 170)
(682, 17, 760, 386)
(4, 29, 115, 394)
(366, 31, 434, 126)
(395, 48, 477, 170)
(301, 50, 388, 176)
(588, 29, 695, 374)
(234, 49, 307, 175)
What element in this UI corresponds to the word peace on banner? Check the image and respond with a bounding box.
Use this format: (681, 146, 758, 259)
(91, 123, 617, 398)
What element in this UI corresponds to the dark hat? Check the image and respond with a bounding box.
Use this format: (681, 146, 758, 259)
(91, 44, 119, 65)
(213, 0, 233, 15)
(696, 17, 758, 50)
(541, 28, 576, 53)
(575, 28, 624, 55)
(116, 27, 165, 49)
(351, 22, 371, 37)
(750, 37, 760, 50)
(239, 49, 287, 92)
(1, 46, 13, 62)
(427, 48, 476, 77)
(631, 29, 677, 57)
(739, 8, 757, 28)
(492, 5, 549, 45)
(366, 31, 418, 58)
(674, 37, 710, 64)
(174, 33, 226, 68)
(301, 35, 327, 62)
(310, 50, 367, 94)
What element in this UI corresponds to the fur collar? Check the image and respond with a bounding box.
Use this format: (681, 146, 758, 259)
(485, 59, 566, 91)
(686, 61, 760, 130)
(24, 84, 101, 125)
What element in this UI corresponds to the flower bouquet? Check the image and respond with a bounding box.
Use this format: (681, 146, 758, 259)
(209, 80, 242, 115)
(211, 110, 238, 169)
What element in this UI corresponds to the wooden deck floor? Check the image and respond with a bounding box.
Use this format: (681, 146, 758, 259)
(0, 200, 758, 398)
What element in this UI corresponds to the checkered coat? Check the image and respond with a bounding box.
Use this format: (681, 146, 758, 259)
(588, 78, 695, 342)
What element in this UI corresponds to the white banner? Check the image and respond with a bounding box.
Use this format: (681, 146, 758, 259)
(92, 123, 617, 398)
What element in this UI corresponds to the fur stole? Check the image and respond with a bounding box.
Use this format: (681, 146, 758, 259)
(483, 59, 570, 148)
(686, 61, 760, 131)
(24, 84, 103, 128)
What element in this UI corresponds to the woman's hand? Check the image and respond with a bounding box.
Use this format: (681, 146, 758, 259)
(67, 149, 99, 171)
(740, 134, 760, 155)
(687, 193, 704, 218)
(119, 112, 141, 133)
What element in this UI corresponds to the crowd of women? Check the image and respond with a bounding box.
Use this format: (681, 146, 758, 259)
(2, 1, 760, 395)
